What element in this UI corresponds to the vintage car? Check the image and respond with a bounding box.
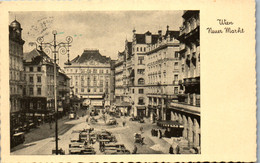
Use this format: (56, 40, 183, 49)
(129, 116, 141, 121)
(11, 132, 25, 148)
(103, 143, 130, 154)
(69, 111, 76, 120)
(79, 131, 96, 144)
(81, 146, 96, 155)
(97, 132, 117, 143)
(107, 118, 117, 125)
(134, 133, 144, 145)
(69, 144, 85, 154)
(139, 118, 145, 123)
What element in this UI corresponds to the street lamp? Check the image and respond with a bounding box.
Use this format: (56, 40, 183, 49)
(37, 31, 73, 155)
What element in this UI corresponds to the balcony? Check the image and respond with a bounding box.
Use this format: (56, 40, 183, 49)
(184, 26, 200, 44)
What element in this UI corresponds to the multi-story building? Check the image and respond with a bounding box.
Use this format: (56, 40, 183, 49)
(126, 30, 159, 118)
(23, 48, 70, 123)
(169, 10, 200, 149)
(115, 51, 125, 103)
(57, 70, 71, 115)
(9, 19, 25, 131)
(64, 49, 112, 110)
(146, 26, 180, 121)
(23, 48, 56, 117)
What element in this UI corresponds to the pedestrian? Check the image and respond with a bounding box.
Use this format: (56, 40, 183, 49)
(175, 144, 180, 154)
(169, 145, 174, 154)
(140, 126, 143, 133)
(84, 141, 88, 148)
(132, 145, 137, 154)
(49, 117, 52, 129)
(159, 129, 162, 139)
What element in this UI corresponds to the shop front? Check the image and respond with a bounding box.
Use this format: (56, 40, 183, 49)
(157, 120, 184, 138)
(136, 106, 146, 118)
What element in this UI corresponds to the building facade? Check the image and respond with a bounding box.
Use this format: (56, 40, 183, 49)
(23, 49, 55, 115)
(64, 49, 112, 110)
(146, 27, 180, 121)
(9, 19, 25, 131)
(126, 30, 159, 118)
(169, 10, 201, 149)
(115, 51, 125, 103)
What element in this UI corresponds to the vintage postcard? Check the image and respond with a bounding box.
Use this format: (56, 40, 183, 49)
(0, 0, 256, 162)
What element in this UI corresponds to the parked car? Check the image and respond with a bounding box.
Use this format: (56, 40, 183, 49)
(129, 116, 142, 121)
(69, 112, 76, 120)
(139, 118, 145, 123)
(11, 132, 25, 148)
(107, 118, 117, 125)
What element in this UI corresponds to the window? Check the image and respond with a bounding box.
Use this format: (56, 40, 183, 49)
(100, 79, 103, 87)
(37, 87, 41, 95)
(93, 69, 97, 73)
(137, 69, 145, 74)
(106, 70, 109, 74)
(75, 88, 78, 93)
(88, 88, 91, 92)
(87, 77, 90, 86)
(94, 88, 96, 92)
(37, 67, 41, 72)
(138, 56, 144, 65)
(137, 47, 139, 52)
(37, 76, 41, 83)
(139, 89, 144, 94)
(30, 67, 33, 72)
(29, 87, 33, 95)
(174, 62, 179, 70)
(140, 47, 142, 52)
(175, 52, 179, 58)
(75, 82, 78, 86)
(30, 76, 33, 83)
(138, 78, 145, 85)
(174, 75, 178, 81)
(132, 89, 134, 93)
(81, 88, 84, 92)
(138, 97, 144, 105)
(93, 76, 97, 86)
(144, 47, 146, 52)
(100, 88, 103, 92)
(174, 87, 178, 94)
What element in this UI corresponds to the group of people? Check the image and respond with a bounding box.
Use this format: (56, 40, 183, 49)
(151, 128, 163, 139)
(169, 144, 180, 154)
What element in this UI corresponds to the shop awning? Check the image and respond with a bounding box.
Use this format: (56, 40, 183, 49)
(157, 120, 184, 128)
(136, 106, 146, 110)
(82, 95, 103, 99)
(116, 101, 131, 107)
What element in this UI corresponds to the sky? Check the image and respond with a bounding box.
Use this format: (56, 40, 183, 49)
(10, 11, 183, 68)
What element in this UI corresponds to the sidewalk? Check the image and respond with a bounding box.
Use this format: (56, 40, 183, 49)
(11, 110, 86, 152)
